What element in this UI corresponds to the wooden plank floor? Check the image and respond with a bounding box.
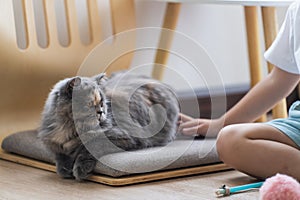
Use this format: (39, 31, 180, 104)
(0, 159, 260, 200)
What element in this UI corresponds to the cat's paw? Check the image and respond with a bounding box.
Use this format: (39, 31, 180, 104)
(56, 165, 74, 178)
(55, 153, 75, 179)
(73, 154, 96, 181)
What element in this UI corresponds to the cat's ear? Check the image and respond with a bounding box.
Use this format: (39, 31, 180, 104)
(93, 73, 107, 85)
(66, 77, 81, 97)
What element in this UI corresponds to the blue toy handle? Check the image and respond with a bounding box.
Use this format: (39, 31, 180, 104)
(216, 181, 264, 196)
(230, 181, 264, 194)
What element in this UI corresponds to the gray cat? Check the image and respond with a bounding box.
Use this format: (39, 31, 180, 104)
(38, 72, 179, 180)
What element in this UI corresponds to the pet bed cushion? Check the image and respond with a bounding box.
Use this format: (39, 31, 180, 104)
(0, 130, 230, 185)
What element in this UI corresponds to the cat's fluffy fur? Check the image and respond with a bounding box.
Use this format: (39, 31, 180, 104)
(38, 72, 179, 180)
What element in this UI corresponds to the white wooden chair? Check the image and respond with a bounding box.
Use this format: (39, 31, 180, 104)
(0, 0, 136, 114)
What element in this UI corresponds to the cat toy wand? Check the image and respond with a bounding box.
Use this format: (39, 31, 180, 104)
(215, 181, 264, 197)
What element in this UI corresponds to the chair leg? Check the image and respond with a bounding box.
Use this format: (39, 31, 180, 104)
(261, 6, 288, 119)
(244, 6, 267, 122)
(152, 3, 181, 81)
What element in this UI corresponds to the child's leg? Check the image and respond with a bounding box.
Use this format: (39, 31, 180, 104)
(216, 123, 300, 180)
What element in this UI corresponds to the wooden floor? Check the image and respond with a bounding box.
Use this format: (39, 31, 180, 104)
(0, 111, 260, 199)
(0, 159, 260, 200)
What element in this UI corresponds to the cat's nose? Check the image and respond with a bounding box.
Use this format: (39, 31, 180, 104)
(97, 110, 103, 115)
(96, 107, 103, 115)
(96, 106, 102, 114)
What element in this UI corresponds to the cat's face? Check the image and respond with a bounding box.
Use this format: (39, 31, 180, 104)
(46, 74, 108, 127)
(84, 82, 107, 123)
(72, 76, 108, 127)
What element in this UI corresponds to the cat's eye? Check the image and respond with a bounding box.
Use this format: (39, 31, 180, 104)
(100, 101, 103, 107)
(88, 102, 93, 107)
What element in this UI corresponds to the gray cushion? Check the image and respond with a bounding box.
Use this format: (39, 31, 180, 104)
(1, 130, 221, 177)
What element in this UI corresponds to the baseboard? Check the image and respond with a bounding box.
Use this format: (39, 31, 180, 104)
(177, 84, 299, 119)
(177, 84, 249, 119)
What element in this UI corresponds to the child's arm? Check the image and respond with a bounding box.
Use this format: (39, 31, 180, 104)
(179, 67, 300, 137)
(222, 67, 299, 125)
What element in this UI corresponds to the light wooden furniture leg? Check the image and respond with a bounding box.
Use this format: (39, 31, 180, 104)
(261, 6, 288, 119)
(152, 3, 181, 81)
(244, 6, 267, 122)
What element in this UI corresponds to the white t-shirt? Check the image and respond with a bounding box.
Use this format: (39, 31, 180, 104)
(264, 1, 300, 74)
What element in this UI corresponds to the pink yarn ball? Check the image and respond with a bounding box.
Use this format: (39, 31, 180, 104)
(260, 173, 300, 200)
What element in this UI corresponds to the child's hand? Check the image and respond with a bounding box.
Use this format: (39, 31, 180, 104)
(178, 113, 223, 138)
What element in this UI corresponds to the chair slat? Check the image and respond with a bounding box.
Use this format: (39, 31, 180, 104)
(87, 0, 102, 43)
(23, 0, 38, 48)
(65, 0, 80, 45)
(106, 0, 136, 74)
(0, 1, 19, 49)
(44, 0, 59, 47)
(4, 0, 25, 49)
(110, 0, 135, 34)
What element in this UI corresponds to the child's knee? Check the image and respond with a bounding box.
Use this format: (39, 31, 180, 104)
(216, 125, 241, 161)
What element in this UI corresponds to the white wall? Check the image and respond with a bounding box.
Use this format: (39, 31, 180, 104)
(133, 1, 288, 93)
